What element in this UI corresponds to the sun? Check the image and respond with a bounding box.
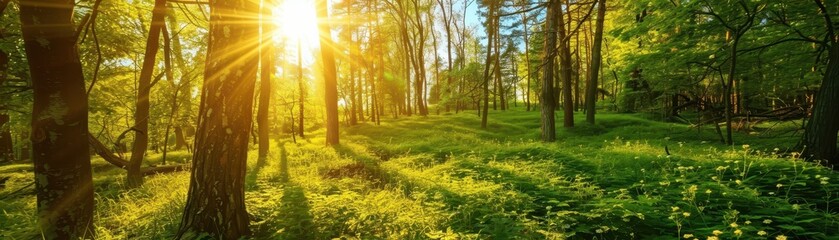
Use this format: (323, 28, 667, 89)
(272, 0, 320, 49)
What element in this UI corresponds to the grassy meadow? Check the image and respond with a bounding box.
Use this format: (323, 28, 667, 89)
(2, 108, 838, 239)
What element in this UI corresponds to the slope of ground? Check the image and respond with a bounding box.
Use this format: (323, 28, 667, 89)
(1, 109, 837, 239)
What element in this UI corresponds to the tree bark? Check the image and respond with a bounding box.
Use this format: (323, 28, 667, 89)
(585, 0, 606, 124)
(541, 0, 559, 141)
(804, 42, 839, 165)
(20, 0, 94, 237)
(317, 0, 340, 146)
(127, 0, 167, 188)
(175, 0, 258, 237)
(803, 2, 839, 165)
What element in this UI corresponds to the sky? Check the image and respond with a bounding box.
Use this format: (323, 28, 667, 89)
(272, 0, 485, 63)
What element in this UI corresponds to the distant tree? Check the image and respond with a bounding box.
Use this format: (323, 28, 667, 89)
(0, 0, 13, 162)
(175, 0, 259, 237)
(127, 0, 168, 188)
(0, 114, 12, 162)
(297, 39, 306, 137)
(436, 0, 455, 112)
(19, 0, 94, 237)
(479, 0, 500, 128)
(696, 0, 761, 145)
(317, 0, 340, 146)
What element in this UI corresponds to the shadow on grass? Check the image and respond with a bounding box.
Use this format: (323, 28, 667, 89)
(331, 144, 537, 237)
(276, 142, 313, 239)
(245, 154, 268, 191)
(252, 142, 314, 239)
(273, 184, 314, 239)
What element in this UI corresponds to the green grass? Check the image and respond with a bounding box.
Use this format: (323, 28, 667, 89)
(1, 108, 837, 239)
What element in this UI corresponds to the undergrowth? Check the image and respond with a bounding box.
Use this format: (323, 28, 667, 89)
(1, 108, 837, 239)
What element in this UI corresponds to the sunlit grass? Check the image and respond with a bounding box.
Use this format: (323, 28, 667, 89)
(1, 108, 837, 239)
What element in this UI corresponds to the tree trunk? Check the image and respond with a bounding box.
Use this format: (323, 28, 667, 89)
(804, 40, 839, 166)
(541, 0, 559, 141)
(480, 2, 496, 129)
(522, 11, 533, 112)
(0, 114, 13, 162)
(724, 37, 739, 145)
(585, 0, 606, 124)
(20, 0, 94, 237)
(347, 0, 358, 125)
(175, 0, 258, 237)
(436, 0, 454, 112)
(317, 0, 339, 146)
(297, 39, 305, 138)
(161, 21, 177, 165)
(167, 7, 193, 152)
(258, 2, 273, 160)
(495, 31, 504, 111)
(0, 37, 12, 162)
(558, 3, 574, 128)
(127, 0, 167, 188)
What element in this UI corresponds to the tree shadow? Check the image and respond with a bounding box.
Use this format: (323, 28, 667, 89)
(330, 143, 539, 237)
(245, 154, 268, 190)
(273, 184, 314, 239)
(251, 141, 314, 239)
(278, 142, 289, 183)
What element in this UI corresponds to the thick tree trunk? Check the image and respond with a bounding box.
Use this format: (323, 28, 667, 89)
(585, 0, 606, 124)
(20, 0, 94, 237)
(317, 0, 340, 146)
(804, 41, 839, 166)
(258, 2, 273, 160)
(175, 0, 258, 237)
(127, 0, 167, 188)
(541, 0, 559, 141)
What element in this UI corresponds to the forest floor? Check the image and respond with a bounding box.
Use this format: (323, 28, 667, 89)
(2, 108, 839, 239)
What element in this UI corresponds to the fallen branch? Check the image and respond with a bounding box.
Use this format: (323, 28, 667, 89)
(88, 133, 128, 168)
(88, 132, 189, 176)
(142, 164, 188, 176)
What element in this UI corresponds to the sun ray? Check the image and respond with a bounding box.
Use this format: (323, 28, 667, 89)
(272, 0, 320, 50)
